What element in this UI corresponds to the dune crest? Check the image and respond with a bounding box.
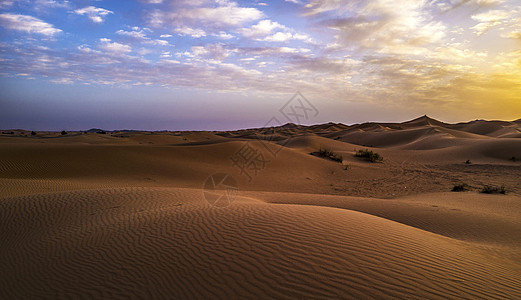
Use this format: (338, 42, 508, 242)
(2, 188, 520, 299)
(1, 116, 520, 298)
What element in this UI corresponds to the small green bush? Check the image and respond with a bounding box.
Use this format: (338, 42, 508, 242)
(355, 149, 383, 163)
(480, 185, 506, 194)
(317, 147, 343, 162)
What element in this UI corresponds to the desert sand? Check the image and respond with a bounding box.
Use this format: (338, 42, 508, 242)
(1, 116, 521, 299)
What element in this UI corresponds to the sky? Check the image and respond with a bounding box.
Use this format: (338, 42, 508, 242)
(0, 0, 520, 130)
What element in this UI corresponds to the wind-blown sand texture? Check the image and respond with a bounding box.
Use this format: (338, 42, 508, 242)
(1, 116, 521, 299)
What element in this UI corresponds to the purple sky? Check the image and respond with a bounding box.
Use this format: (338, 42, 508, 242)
(1, 0, 520, 130)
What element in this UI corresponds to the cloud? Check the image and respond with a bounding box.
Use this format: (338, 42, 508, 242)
(173, 26, 207, 38)
(470, 9, 510, 35)
(476, 0, 504, 5)
(1, 0, 520, 121)
(240, 19, 312, 43)
(147, 0, 263, 33)
(431, 0, 504, 13)
(74, 6, 113, 23)
(78, 44, 100, 54)
(503, 31, 521, 40)
(2, 37, 520, 118)
(0, 0, 70, 10)
(236, 46, 311, 57)
(116, 27, 172, 46)
(187, 43, 231, 62)
(0, 1, 15, 8)
(116, 28, 148, 39)
(305, 0, 446, 55)
(0, 13, 61, 35)
(288, 56, 359, 74)
(214, 31, 234, 39)
(179, 2, 263, 26)
(99, 38, 132, 54)
(240, 19, 285, 38)
(264, 31, 311, 42)
(35, 0, 70, 8)
(303, 0, 349, 16)
(161, 59, 180, 64)
(263, 31, 293, 42)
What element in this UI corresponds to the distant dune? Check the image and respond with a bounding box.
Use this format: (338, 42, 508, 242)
(1, 116, 520, 298)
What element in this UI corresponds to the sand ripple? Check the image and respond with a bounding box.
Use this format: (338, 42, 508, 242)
(1, 188, 520, 299)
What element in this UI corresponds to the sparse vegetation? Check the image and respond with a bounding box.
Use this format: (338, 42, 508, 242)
(451, 183, 469, 192)
(31, 131, 36, 136)
(61, 130, 67, 135)
(317, 147, 343, 162)
(465, 159, 471, 164)
(480, 185, 506, 194)
(355, 149, 383, 163)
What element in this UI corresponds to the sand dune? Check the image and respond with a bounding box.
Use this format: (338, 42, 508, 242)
(1, 116, 521, 298)
(450, 120, 516, 136)
(2, 188, 521, 299)
(245, 191, 521, 252)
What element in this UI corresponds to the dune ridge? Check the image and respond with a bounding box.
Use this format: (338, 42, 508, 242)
(1, 187, 521, 299)
(1, 116, 520, 298)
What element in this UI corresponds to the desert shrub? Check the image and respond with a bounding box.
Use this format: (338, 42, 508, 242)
(355, 149, 383, 163)
(61, 130, 67, 135)
(480, 185, 506, 194)
(451, 183, 469, 192)
(465, 159, 471, 164)
(511, 156, 517, 162)
(31, 131, 36, 136)
(318, 147, 333, 157)
(317, 147, 343, 162)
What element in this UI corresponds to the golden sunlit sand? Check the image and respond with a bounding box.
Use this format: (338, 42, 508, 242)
(1, 116, 521, 299)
